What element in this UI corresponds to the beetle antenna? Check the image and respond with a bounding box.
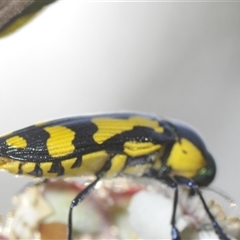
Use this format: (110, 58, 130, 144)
(204, 186, 237, 207)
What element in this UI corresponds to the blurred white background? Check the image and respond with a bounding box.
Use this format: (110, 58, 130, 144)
(0, 1, 240, 219)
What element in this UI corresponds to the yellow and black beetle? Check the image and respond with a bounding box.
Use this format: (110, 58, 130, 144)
(0, 113, 229, 240)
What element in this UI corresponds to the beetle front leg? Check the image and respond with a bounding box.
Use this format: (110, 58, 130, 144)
(174, 176, 230, 240)
(157, 176, 181, 240)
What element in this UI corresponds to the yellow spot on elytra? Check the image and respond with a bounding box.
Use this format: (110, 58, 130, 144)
(92, 116, 164, 144)
(124, 141, 161, 157)
(6, 136, 27, 148)
(104, 154, 127, 178)
(44, 126, 75, 158)
(166, 138, 206, 178)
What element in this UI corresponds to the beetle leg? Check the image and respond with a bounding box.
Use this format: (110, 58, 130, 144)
(157, 176, 181, 240)
(16, 178, 48, 194)
(174, 176, 230, 240)
(67, 158, 112, 240)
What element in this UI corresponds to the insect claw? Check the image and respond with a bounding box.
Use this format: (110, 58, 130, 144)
(172, 227, 181, 240)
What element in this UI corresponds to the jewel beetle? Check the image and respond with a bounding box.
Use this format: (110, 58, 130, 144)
(0, 113, 230, 240)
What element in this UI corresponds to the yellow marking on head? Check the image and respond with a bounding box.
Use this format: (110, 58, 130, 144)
(44, 126, 75, 158)
(123, 163, 152, 177)
(6, 136, 27, 149)
(0, 159, 21, 174)
(167, 138, 206, 178)
(92, 116, 164, 144)
(124, 141, 161, 157)
(104, 154, 127, 178)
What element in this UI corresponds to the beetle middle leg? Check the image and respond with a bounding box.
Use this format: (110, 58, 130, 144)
(67, 158, 112, 240)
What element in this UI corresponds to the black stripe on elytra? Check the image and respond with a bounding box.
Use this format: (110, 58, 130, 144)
(66, 120, 102, 156)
